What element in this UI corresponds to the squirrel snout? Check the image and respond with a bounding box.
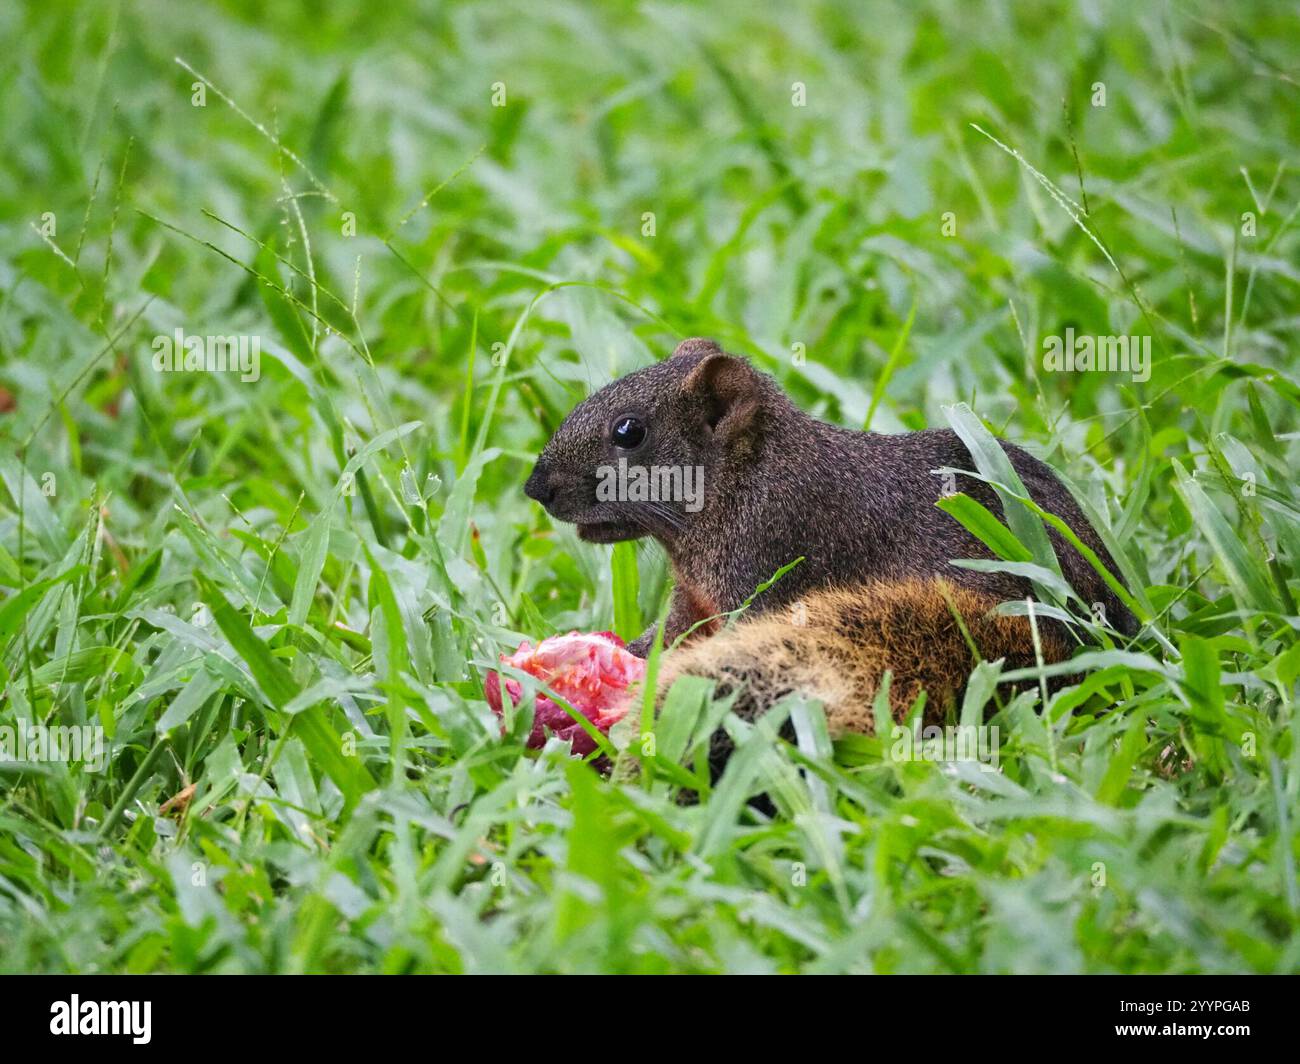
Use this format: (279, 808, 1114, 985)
(524, 461, 556, 507)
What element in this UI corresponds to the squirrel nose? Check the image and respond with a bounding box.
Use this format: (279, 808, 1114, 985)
(524, 462, 555, 507)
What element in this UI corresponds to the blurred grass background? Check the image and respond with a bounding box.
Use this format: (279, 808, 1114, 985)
(1, 0, 1299, 973)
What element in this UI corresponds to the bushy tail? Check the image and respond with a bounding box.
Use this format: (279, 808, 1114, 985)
(657, 578, 1073, 736)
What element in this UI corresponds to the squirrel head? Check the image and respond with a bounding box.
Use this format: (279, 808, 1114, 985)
(525, 338, 775, 544)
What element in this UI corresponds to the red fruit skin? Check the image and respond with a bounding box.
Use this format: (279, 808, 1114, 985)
(486, 631, 646, 755)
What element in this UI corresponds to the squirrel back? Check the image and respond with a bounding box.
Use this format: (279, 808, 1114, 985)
(525, 338, 1133, 750)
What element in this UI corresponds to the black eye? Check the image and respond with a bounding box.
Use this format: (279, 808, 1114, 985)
(611, 416, 646, 449)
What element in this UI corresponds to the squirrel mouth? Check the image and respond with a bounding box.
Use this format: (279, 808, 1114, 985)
(575, 519, 640, 543)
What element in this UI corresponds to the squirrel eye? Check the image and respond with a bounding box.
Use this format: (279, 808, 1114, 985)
(611, 416, 647, 449)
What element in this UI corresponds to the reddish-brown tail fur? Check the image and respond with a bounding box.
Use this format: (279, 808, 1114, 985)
(657, 578, 1073, 734)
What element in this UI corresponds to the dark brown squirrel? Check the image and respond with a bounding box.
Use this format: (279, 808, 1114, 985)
(524, 337, 1134, 742)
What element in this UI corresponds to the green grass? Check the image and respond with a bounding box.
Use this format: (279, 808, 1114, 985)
(2, 0, 1299, 973)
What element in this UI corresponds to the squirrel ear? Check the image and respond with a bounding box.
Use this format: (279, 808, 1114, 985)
(682, 353, 762, 445)
(670, 337, 722, 361)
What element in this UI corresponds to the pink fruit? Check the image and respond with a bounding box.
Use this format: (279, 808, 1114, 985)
(485, 631, 646, 755)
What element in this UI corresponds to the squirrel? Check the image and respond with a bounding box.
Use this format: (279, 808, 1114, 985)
(524, 337, 1134, 750)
